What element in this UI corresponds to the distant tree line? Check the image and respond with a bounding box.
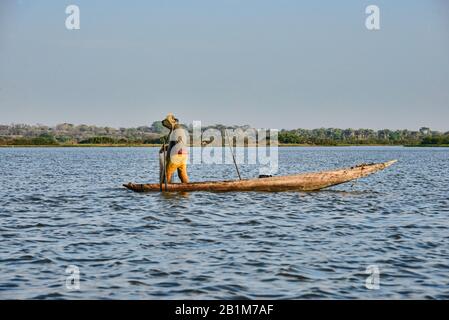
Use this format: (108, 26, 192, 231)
(277, 127, 448, 146)
(0, 122, 164, 146)
(0, 123, 448, 146)
(420, 135, 449, 146)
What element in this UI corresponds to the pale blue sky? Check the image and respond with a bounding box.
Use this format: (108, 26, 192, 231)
(0, 0, 448, 130)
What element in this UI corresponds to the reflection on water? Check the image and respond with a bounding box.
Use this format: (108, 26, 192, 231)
(0, 146, 448, 299)
(159, 191, 192, 200)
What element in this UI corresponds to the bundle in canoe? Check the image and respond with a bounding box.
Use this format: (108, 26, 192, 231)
(123, 160, 397, 193)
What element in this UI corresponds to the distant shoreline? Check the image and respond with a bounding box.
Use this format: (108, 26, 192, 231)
(2, 124, 448, 148)
(0, 144, 160, 148)
(1, 144, 448, 148)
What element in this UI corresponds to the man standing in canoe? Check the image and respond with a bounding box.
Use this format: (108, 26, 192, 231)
(159, 113, 189, 184)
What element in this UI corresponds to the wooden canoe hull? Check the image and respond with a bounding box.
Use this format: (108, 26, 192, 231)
(123, 160, 397, 193)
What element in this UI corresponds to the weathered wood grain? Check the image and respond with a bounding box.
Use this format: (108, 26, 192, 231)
(124, 160, 397, 193)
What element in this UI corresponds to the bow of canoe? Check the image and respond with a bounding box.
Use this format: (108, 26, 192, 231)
(123, 160, 397, 193)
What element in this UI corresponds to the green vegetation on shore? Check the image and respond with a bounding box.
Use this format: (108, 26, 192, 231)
(0, 123, 448, 147)
(278, 127, 448, 146)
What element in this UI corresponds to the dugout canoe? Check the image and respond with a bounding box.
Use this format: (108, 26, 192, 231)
(123, 160, 397, 193)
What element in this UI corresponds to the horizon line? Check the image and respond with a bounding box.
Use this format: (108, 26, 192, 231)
(0, 122, 446, 133)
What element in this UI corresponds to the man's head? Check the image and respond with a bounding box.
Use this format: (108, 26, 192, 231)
(161, 113, 179, 129)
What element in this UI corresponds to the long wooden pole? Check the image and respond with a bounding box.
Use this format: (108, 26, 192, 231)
(225, 129, 241, 180)
(163, 142, 168, 191)
(160, 136, 168, 191)
(159, 151, 163, 192)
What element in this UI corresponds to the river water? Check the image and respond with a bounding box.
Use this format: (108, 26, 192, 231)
(0, 146, 448, 299)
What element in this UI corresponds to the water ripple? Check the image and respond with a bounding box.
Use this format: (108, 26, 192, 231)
(0, 147, 448, 299)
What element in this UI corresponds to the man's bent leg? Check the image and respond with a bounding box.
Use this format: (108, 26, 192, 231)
(177, 164, 189, 183)
(165, 162, 177, 184)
